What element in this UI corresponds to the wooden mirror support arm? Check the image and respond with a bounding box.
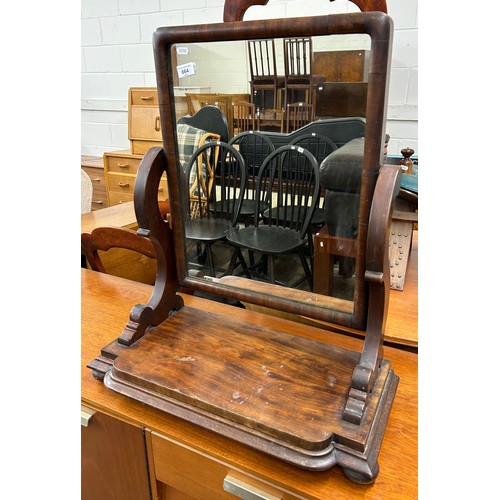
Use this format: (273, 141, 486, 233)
(223, 0, 268, 22)
(343, 165, 402, 424)
(223, 0, 387, 22)
(118, 147, 184, 347)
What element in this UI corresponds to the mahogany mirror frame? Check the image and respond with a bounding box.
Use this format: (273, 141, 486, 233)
(151, 10, 394, 331)
(87, 3, 403, 483)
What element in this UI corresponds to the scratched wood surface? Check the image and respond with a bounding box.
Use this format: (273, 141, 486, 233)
(111, 305, 366, 449)
(82, 269, 417, 498)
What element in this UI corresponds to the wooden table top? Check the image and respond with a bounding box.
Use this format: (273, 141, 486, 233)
(81, 201, 137, 234)
(81, 154, 104, 169)
(82, 268, 417, 499)
(386, 230, 418, 348)
(81, 200, 418, 348)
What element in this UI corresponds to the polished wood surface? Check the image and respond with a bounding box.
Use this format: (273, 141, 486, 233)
(82, 268, 417, 498)
(81, 201, 137, 234)
(386, 230, 418, 347)
(81, 410, 151, 500)
(81, 201, 418, 348)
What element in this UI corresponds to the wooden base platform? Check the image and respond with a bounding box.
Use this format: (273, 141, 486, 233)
(89, 304, 398, 483)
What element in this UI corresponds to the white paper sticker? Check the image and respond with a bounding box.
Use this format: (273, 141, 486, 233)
(176, 46, 189, 55)
(177, 62, 196, 79)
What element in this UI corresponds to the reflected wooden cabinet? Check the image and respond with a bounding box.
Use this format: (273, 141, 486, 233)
(313, 50, 370, 119)
(128, 87, 163, 155)
(104, 149, 168, 206)
(313, 50, 369, 82)
(81, 156, 108, 211)
(103, 87, 169, 207)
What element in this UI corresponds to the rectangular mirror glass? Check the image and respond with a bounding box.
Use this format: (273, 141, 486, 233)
(153, 14, 390, 331)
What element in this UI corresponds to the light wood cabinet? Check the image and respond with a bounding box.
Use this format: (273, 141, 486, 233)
(81, 156, 108, 210)
(148, 431, 299, 499)
(81, 406, 151, 500)
(103, 149, 168, 206)
(128, 87, 163, 154)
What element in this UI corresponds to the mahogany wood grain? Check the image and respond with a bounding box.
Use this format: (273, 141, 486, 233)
(110, 306, 365, 447)
(81, 269, 417, 499)
(223, 0, 388, 22)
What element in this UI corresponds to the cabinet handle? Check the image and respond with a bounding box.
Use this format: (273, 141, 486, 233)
(81, 407, 96, 427)
(117, 163, 130, 168)
(93, 200, 103, 205)
(155, 116, 161, 131)
(223, 474, 282, 500)
(91, 178, 100, 182)
(141, 95, 154, 101)
(118, 182, 130, 187)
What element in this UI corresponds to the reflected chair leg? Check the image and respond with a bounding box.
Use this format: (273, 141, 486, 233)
(258, 254, 268, 275)
(196, 241, 206, 264)
(225, 247, 239, 276)
(206, 244, 216, 277)
(268, 256, 275, 284)
(298, 247, 313, 289)
(248, 249, 256, 267)
(225, 247, 251, 278)
(339, 256, 355, 279)
(237, 248, 251, 278)
(306, 228, 314, 269)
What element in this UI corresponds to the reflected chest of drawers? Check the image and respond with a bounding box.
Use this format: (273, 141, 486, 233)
(103, 149, 168, 206)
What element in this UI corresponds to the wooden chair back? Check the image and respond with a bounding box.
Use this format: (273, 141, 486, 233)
(257, 144, 320, 239)
(228, 130, 276, 225)
(247, 39, 283, 109)
(231, 100, 256, 135)
(285, 102, 314, 133)
(81, 226, 158, 284)
(256, 107, 284, 133)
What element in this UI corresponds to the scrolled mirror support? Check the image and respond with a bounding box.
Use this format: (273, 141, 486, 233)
(118, 147, 184, 346)
(343, 164, 401, 424)
(223, 0, 388, 23)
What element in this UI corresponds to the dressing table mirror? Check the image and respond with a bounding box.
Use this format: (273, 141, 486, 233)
(89, 0, 402, 484)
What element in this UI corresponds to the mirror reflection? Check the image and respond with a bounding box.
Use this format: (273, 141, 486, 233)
(169, 34, 371, 313)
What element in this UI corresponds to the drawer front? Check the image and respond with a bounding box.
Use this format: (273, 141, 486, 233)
(108, 191, 135, 206)
(129, 106, 162, 141)
(150, 432, 299, 500)
(130, 87, 159, 105)
(107, 175, 168, 207)
(130, 139, 163, 155)
(106, 173, 136, 194)
(82, 165, 104, 183)
(91, 193, 108, 210)
(82, 165, 108, 210)
(105, 155, 142, 174)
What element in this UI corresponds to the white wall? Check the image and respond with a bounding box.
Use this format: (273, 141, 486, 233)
(81, 0, 418, 157)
